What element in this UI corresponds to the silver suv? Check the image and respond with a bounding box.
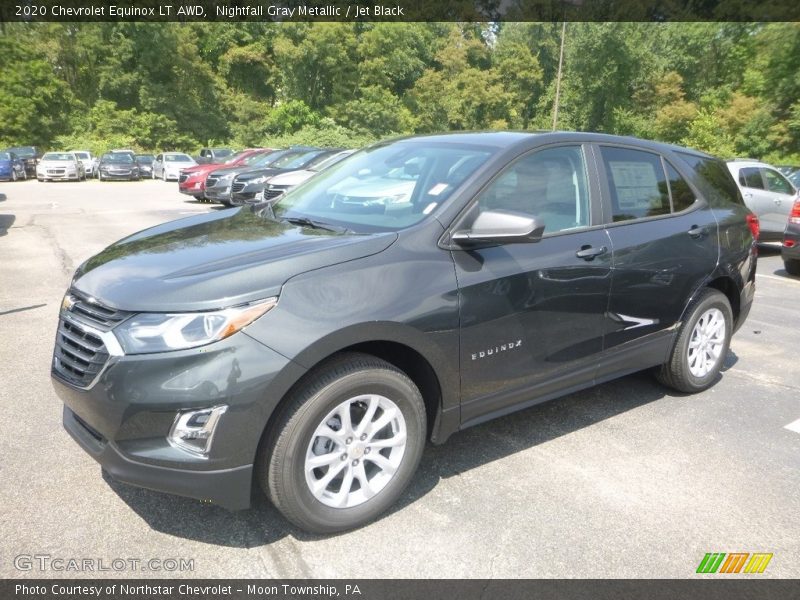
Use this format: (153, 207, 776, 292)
(726, 159, 798, 241)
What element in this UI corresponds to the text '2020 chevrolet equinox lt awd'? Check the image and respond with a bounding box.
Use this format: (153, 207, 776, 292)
(52, 132, 757, 533)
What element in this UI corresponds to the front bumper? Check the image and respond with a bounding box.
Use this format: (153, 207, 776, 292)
(179, 179, 205, 196)
(100, 170, 138, 180)
(52, 330, 306, 509)
(230, 183, 266, 206)
(204, 185, 232, 203)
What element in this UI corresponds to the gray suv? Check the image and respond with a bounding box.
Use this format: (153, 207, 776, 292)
(52, 132, 757, 534)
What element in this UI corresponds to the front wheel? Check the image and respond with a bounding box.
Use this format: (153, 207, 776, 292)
(784, 259, 800, 276)
(656, 289, 732, 393)
(259, 353, 426, 534)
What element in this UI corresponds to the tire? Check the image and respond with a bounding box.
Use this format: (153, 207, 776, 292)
(259, 353, 426, 534)
(656, 289, 732, 393)
(784, 259, 800, 276)
(22, 169, 27, 180)
(11, 170, 17, 182)
(162, 170, 167, 182)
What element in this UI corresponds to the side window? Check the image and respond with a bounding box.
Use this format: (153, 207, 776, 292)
(665, 162, 696, 212)
(475, 145, 590, 234)
(676, 153, 744, 206)
(156, 154, 162, 162)
(600, 146, 670, 222)
(739, 167, 764, 189)
(763, 168, 794, 195)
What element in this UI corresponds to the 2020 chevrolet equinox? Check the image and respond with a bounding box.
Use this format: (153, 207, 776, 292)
(52, 132, 757, 533)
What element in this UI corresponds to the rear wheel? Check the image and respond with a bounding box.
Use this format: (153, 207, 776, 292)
(785, 259, 800, 276)
(259, 353, 426, 534)
(656, 289, 732, 393)
(11, 170, 17, 182)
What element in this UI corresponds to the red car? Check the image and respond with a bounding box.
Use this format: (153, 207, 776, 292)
(179, 148, 272, 201)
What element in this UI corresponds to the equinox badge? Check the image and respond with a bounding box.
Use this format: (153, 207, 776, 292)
(471, 340, 522, 361)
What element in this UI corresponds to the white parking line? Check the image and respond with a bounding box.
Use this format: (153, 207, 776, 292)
(757, 273, 800, 284)
(784, 418, 800, 434)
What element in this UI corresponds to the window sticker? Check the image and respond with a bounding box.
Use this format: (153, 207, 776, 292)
(609, 161, 660, 209)
(427, 182, 449, 196)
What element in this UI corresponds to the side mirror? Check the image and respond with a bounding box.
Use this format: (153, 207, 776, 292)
(451, 210, 545, 246)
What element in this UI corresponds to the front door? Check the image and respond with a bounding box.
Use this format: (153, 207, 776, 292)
(451, 144, 612, 425)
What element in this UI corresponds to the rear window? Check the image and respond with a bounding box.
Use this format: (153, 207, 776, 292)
(677, 153, 745, 207)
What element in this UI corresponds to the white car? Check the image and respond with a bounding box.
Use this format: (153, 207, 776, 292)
(152, 152, 196, 181)
(71, 150, 95, 178)
(36, 152, 86, 182)
(726, 159, 799, 241)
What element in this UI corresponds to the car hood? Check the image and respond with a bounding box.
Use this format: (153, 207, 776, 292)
(184, 163, 223, 176)
(72, 207, 397, 312)
(236, 167, 287, 181)
(101, 160, 136, 167)
(39, 160, 76, 168)
(267, 169, 315, 187)
(165, 162, 196, 170)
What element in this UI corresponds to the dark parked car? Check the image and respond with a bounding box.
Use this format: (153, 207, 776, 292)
(782, 198, 800, 275)
(135, 154, 155, 178)
(229, 148, 339, 206)
(97, 153, 140, 181)
(51, 132, 756, 534)
(204, 149, 298, 205)
(0, 151, 27, 181)
(3, 146, 41, 177)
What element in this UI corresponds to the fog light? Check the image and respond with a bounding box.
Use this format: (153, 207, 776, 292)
(168, 405, 228, 457)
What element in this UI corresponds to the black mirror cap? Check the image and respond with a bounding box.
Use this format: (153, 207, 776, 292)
(451, 210, 545, 247)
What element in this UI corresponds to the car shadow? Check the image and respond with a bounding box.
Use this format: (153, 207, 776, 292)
(0, 192, 6, 202)
(0, 214, 15, 236)
(105, 368, 681, 546)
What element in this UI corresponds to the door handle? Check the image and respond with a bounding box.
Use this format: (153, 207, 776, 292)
(575, 245, 608, 260)
(687, 225, 707, 238)
(774, 198, 782, 205)
(744, 192, 753, 198)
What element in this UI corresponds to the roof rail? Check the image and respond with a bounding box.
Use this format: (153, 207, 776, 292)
(726, 157, 761, 162)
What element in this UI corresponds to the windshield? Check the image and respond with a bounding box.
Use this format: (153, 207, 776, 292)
(42, 153, 75, 161)
(74, 152, 90, 159)
(241, 150, 277, 166)
(211, 149, 233, 158)
(310, 150, 354, 172)
(0, 152, 11, 160)
(271, 150, 323, 169)
(102, 153, 133, 163)
(6, 147, 35, 158)
(273, 141, 493, 233)
(249, 149, 292, 168)
(165, 154, 193, 162)
(135, 154, 154, 162)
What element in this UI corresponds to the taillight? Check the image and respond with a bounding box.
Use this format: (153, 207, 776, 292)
(789, 198, 800, 225)
(746, 214, 760, 240)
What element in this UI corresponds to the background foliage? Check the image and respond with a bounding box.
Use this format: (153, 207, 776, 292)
(1, 22, 798, 162)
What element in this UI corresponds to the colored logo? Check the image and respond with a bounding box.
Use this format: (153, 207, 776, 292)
(696, 552, 773, 574)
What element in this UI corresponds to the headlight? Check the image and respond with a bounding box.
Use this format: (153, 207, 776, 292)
(217, 173, 235, 182)
(114, 297, 278, 354)
(248, 175, 270, 185)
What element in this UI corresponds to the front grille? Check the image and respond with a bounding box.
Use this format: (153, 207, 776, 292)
(264, 188, 286, 201)
(53, 295, 130, 387)
(179, 174, 189, 183)
(206, 176, 219, 187)
(231, 182, 246, 193)
(54, 319, 109, 387)
(47, 169, 66, 175)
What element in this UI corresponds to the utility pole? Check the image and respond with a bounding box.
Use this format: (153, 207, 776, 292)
(552, 20, 567, 131)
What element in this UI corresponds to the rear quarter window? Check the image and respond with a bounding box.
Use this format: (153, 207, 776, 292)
(676, 153, 745, 208)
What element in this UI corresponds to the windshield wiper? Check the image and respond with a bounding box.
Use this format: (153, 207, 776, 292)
(281, 216, 352, 234)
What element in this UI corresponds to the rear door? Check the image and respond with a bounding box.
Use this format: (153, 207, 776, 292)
(736, 166, 779, 237)
(761, 167, 797, 234)
(594, 144, 718, 378)
(452, 144, 613, 425)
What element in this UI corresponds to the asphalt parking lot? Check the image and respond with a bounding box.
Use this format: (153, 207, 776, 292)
(0, 178, 798, 579)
